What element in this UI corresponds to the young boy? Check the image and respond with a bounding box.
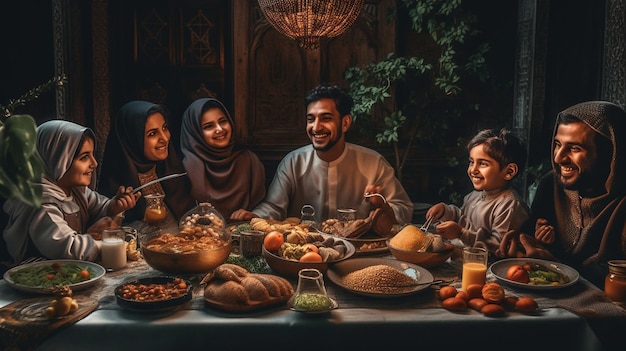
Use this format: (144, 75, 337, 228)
(425, 128, 529, 254)
(2, 120, 140, 264)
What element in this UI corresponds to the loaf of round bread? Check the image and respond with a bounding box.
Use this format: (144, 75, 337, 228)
(203, 263, 294, 311)
(389, 225, 432, 251)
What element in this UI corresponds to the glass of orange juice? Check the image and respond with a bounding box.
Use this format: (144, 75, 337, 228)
(143, 193, 167, 224)
(461, 243, 488, 291)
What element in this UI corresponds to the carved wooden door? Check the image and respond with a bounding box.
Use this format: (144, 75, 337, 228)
(109, 0, 394, 182)
(232, 0, 396, 173)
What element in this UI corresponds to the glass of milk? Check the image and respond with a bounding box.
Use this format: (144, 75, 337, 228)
(101, 229, 127, 271)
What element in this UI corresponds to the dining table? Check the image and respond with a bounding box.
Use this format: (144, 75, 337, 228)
(1, 250, 625, 351)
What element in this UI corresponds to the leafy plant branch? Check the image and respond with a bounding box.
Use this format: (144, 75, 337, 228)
(344, 0, 490, 200)
(0, 75, 66, 207)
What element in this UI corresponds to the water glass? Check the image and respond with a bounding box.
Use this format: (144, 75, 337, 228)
(240, 230, 266, 257)
(337, 208, 357, 222)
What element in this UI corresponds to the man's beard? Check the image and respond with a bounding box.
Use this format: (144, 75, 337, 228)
(311, 129, 342, 152)
(557, 170, 600, 192)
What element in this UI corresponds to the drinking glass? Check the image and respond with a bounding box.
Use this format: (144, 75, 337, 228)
(337, 208, 357, 222)
(240, 230, 266, 257)
(290, 268, 336, 312)
(143, 193, 167, 224)
(101, 229, 127, 271)
(461, 242, 488, 291)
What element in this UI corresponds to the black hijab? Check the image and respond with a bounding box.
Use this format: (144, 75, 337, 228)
(98, 100, 194, 222)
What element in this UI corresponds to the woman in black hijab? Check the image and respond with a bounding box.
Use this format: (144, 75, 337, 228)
(98, 101, 195, 225)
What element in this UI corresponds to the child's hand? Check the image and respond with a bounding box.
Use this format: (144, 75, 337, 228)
(434, 220, 462, 240)
(425, 203, 445, 221)
(534, 218, 555, 244)
(108, 186, 141, 216)
(86, 216, 118, 237)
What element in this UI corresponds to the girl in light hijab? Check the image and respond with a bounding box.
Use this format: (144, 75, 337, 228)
(180, 98, 266, 221)
(98, 101, 195, 226)
(2, 120, 139, 263)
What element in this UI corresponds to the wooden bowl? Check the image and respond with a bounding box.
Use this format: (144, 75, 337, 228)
(386, 240, 454, 268)
(262, 236, 355, 277)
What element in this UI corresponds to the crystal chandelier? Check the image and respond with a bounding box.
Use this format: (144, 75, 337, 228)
(257, 0, 364, 50)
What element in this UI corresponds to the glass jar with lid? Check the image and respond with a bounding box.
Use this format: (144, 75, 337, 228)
(179, 202, 229, 241)
(300, 204, 316, 226)
(605, 260, 626, 303)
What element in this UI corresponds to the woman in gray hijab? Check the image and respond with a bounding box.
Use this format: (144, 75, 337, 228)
(2, 120, 139, 264)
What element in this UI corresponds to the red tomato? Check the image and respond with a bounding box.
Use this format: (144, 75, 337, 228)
(79, 269, 90, 279)
(506, 264, 530, 283)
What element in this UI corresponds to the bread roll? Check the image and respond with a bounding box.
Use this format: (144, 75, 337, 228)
(240, 276, 271, 301)
(203, 263, 294, 310)
(389, 225, 432, 252)
(204, 280, 249, 305)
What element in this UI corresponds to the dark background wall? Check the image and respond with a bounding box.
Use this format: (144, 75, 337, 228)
(0, 0, 607, 207)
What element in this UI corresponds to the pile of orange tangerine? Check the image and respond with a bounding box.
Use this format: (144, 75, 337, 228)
(438, 281, 538, 317)
(263, 231, 323, 262)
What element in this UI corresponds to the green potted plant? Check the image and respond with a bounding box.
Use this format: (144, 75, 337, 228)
(344, 0, 493, 203)
(0, 76, 66, 207)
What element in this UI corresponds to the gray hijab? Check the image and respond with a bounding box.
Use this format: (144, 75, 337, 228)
(36, 120, 95, 182)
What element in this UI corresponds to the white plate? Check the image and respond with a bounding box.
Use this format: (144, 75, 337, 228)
(327, 257, 434, 298)
(489, 258, 579, 290)
(3, 259, 106, 294)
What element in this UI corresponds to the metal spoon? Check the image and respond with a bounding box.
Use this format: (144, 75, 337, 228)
(363, 192, 387, 203)
(380, 279, 445, 289)
(132, 172, 187, 193)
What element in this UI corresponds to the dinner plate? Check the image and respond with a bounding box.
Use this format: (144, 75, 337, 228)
(3, 259, 106, 294)
(327, 257, 434, 298)
(489, 258, 579, 290)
